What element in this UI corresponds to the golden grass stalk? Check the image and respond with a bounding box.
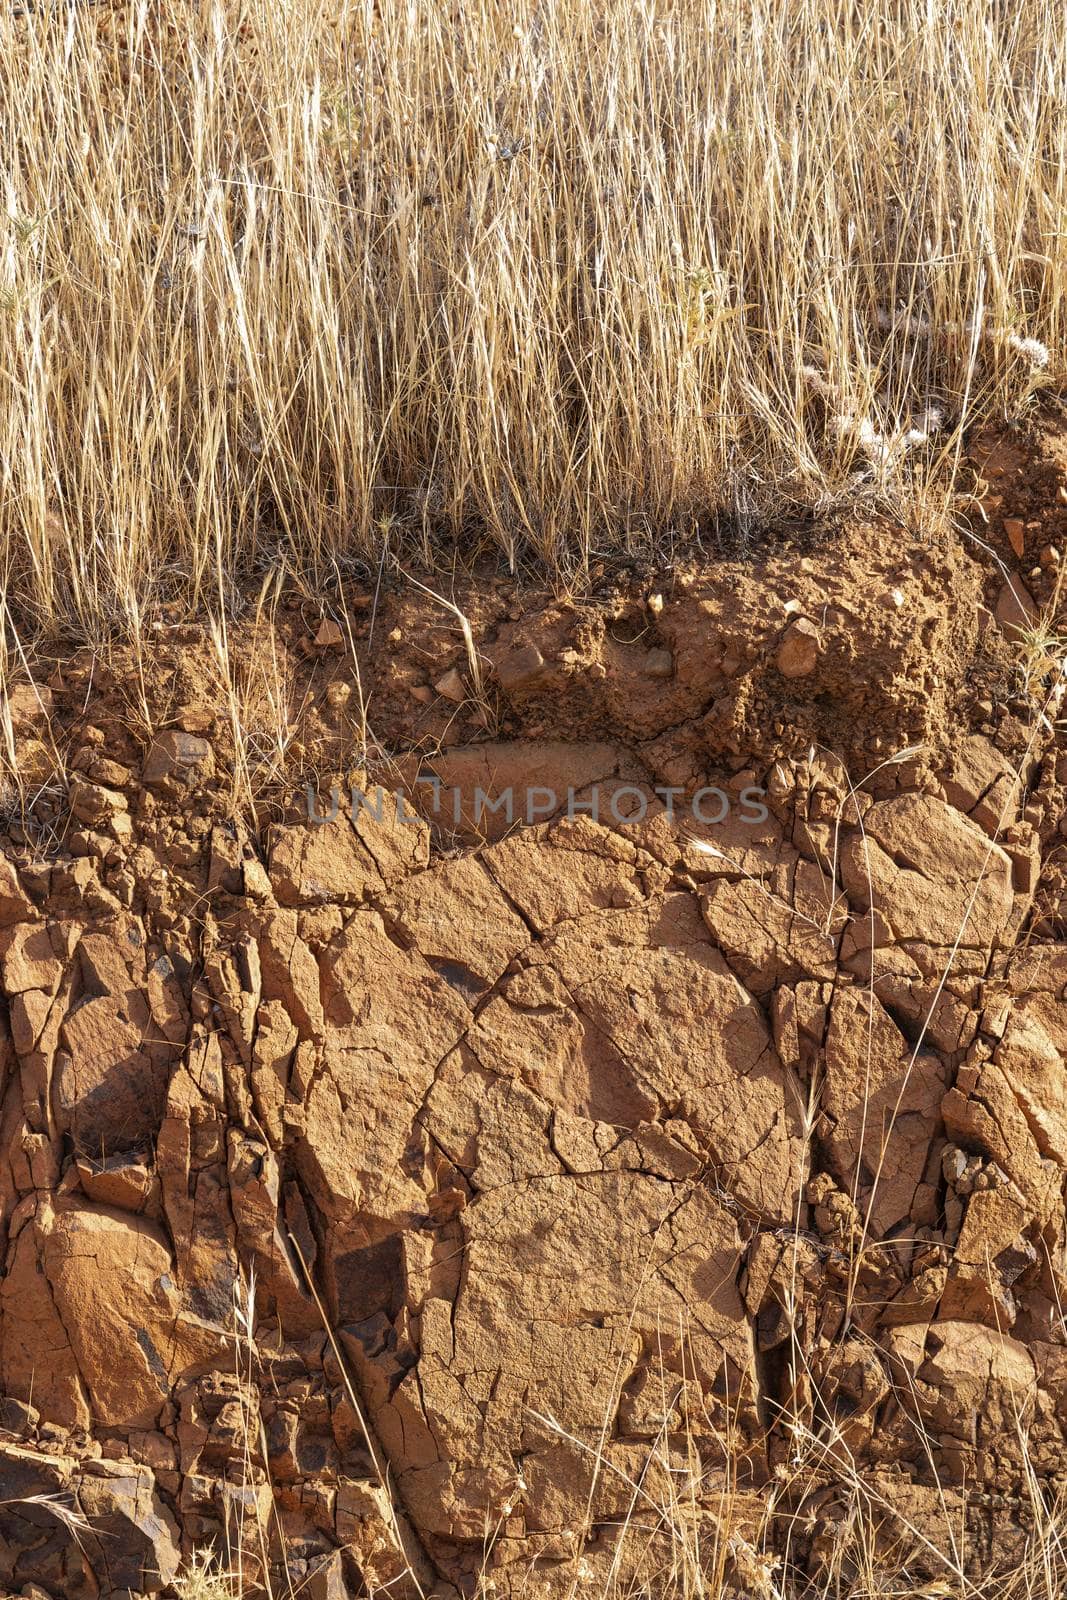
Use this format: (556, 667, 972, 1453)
(0, 0, 1063, 637)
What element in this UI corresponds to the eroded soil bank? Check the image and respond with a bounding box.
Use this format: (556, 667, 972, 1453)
(4, 419, 1067, 1598)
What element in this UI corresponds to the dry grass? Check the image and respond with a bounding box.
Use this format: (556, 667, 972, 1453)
(173, 1551, 244, 1600)
(0, 0, 1063, 638)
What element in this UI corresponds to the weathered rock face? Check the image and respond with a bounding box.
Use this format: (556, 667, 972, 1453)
(2, 722, 1066, 1599)
(3, 496, 1067, 1599)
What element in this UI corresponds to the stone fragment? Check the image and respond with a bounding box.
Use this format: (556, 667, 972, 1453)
(303, 1549, 355, 1600)
(0, 1396, 39, 1439)
(2, 681, 52, 731)
(821, 987, 945, 1237)
(914, 1321, 1036, 1472)
(87, 757, 132, 788)
(701, 857, 842, 995)
(58, 995, 168, 1154)
(1, 922, 64, 995)
(0, 856, 35, 927)
(644, 647, 674, 678)
(142, 729, 216, 789)
(532, 894, 804, 1222)
(942, 734, 1020, 834)
(37, 1201, 224, 1427)
(175, 703, 215, 733)
(389, 853, 529, 985)
(0, 1216, 91, 1429)
(75, 1457, 182, 1593)
(776, 617, 820, 678)
(415, 740, 620, 842)
(314, 617, 345, 648)
(76, 1153, 156, 1212)
(68, 777, 127, 826)
(483, 818, 663, 933)
(386, 1176, 755, 1540)
(994, 577, 1037, 637)
(434, 667, 466, 703)
(0, 1445, 79, 1591)
(301, 908, 471, 1224)
(493, 642, 547, 691)
(269, 801, 428, 906)
(839, 793, 1016, 953)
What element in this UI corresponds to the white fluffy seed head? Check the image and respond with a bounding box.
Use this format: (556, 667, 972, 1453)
(1005, 332, 1050, 369)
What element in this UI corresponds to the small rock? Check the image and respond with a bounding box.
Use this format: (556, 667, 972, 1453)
(647, 592, 664, 615)
(494, 643, 546, 692)
(326, 681, 352, 709)
(434, 668, 466, 704)
(994, 578, 1037, 639)
(410, 684, 432, 704)
(0, 1396, 39, 1439)
(127, 1430, 177, 1472)
(76, 1154, 155, 1212)
(109, 812, 133, 843)
(14, 738, 54, 786)
(303, 1550, 353, 1600)
(87, 758, 132, 788)
(70, 742, 96, 773)
(0, 857, 35, 928)
(776, 618, 820, 679)
(207, 825, 243, 893)
(314, 617, 345, 649)
(74, 1459, 182, 1593)
(242, 855, 274, 901)
(142, 730, 216, 789)
(1004, 517, 1026, 558)
(644, 648, 674, 679)
(3, 681, 52, 732)
(428, 1185, 468, 1224)
(1040, 545, 1060, 567)
(174, 703, 215, 734)
(68, 777, 128, 826)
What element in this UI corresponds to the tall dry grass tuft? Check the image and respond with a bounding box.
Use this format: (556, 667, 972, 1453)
(0, 0, 1063, 636)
